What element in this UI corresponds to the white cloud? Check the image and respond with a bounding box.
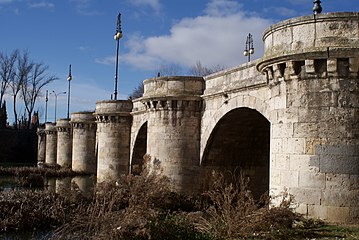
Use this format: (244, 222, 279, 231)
(29, 1, 55, 9)
(129, 0, 161, 14)
(69, 0, 99, 16)
(121, 0, 273, 71)
(95, 56, 115, 65)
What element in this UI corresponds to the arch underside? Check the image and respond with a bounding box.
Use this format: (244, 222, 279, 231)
(202, 107, 270, 199)
(131, 122, 148, 175)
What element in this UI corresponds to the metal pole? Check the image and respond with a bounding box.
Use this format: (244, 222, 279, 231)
(114, 39, 119, 100)
(113, 12, 122, 100)
(67, 64, 72, 119)
(52, 91, 66, 122)
(45, 90, 48, 122)
(54, 93, 57, 122)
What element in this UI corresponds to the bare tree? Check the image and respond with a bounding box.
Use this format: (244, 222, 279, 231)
(189, 61, 225, 77)
(21, 62, 57, 129)
(0, 50, 18, 105)
(129, 81, 144, 99)
(157, 63, 182, 76)
(9, 50, 32, 129)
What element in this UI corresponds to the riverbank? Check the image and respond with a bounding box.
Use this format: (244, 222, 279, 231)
(0, 167, 358, 239)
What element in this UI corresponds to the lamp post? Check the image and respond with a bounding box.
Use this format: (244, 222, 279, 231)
(313, 0, 322, 15)
(51, 91, 66, 122)
(66, 64, 72, 119)
(113, 12, 123, 100)
(45, 90, 48, 123)
(243, 33, 254, 62)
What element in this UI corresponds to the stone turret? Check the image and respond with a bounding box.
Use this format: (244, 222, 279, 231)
(36, 125, 46, 163)
(71, 112, 97, 174)
(142, 76, 204, 193)
(56, 118, 72, 168)
(95, 100, 132, 182)
(257, 12, 359, 222)
(44, 122, 57, 165)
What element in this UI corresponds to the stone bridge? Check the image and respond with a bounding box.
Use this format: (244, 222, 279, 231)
(38, 12, 359, 223)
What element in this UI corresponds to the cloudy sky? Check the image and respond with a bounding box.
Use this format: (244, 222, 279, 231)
(0, 0, 358, 123)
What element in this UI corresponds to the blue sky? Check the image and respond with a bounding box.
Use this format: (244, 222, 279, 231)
(1, 0, 358, 123)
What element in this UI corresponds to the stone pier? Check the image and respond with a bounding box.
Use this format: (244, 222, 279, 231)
(95, 100, 132, 182)
(36, 125, 46, 163)
(142, 76, 203, 193)
(71, 112, 97, 174)
(44, 122, 57, 165)
(56, 118, 72, 168)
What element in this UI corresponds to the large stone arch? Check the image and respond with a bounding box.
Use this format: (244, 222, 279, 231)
(130, 121, 148, 175)
(200, 94, 270, 163)
(201, 106, 270, 199)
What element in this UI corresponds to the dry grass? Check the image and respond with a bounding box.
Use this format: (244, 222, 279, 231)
(0, 165, 86, 178)
(2, 160, 356, 239)
(0, 189, 85, 233)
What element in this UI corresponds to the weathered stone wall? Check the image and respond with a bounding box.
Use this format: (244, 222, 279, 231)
(37, 126, 46, 163)
(142, 76, 204, 193)
(95, 100, 132, 182)
(56, 119, 72, 168)
(199, 12, 359, 222)
(45, 122, 57, 165)
(257, 12, 359, 223)
(71, 112, 97, 174)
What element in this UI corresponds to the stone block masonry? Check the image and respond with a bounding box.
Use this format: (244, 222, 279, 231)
(56, 119, 72, 168)
(40, 12, 359, 223)
(44, 122, 57, 165)
(71, 112, 97, 174)
(95, 100, 132, 182)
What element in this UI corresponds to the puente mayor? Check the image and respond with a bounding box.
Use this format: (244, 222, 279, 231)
(37, 12, 359, 223)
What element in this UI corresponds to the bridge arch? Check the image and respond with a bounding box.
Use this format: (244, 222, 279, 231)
(200, 94, 270, 162)
(130, 121, 148, 175)
(200, 95, 270, 198)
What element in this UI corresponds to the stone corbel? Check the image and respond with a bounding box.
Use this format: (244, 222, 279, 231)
(273, 64, 283, 81)
(305, 59, 316, 75)
(349, 57, 359, 77)
(327, 58, 338, 77)
(284, 61, 297, 80)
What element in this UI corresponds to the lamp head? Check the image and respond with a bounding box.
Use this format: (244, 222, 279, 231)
(243, 50, 249, 56)
(114, 31, 123, 40)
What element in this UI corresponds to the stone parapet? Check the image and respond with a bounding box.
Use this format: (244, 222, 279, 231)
(143, 76, 204, 98)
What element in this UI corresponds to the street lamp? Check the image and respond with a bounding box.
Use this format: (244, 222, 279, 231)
(113, 12, 123, 100)
(66, 64, 72, 119)
(313, 0, 322, 15)
(243, 33, 254, 62)
(51, 91, 66, 122)
(45, 90, 48, 122)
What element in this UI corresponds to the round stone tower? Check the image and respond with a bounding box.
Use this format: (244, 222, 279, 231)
(257, 12, 359, 222)
(44, 122, 57, 165)
(36, 125, 46, 163)
(71, 112, 97, 174)
(56, 118, 72, 168)
(95, 100, 132, 182)
(142, 76, 204, 193)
